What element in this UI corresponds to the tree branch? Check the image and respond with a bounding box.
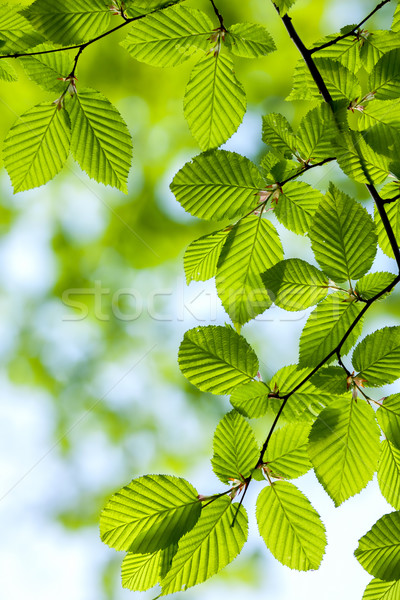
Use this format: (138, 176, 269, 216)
(279, 157, 336, 186)
(209, 0, 225, 30)
(310, 0, 392, 55)
(366, 183, 400, 270)
(274, 3, 333, 105)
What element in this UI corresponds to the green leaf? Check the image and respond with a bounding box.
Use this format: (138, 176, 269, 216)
(355, 511, 400, 581)
(274, 0, 297, 15)
(184, 228, 229, 284)
(299, 292, 364, 368)
(378, 440, 400, 510)
(24, 0, 111, 45)
(362, 578, 400, 599)
(0, 4, 42, 54)
(363, 578, 400, 600)
(211, 410, 259, 484)
(230, 380, 272, 418)
(288, 58, 361, 102)
(184, 52, 246, 151)
(261, 152, 300, 185)
(369, 49, 400, 100)
(20, 43, 71, 92)
(0, 59, 17, 82)
(225, 22, 276, 58)
(312, 32, 361, 72)
(262, 113, 296, 158)
(160, 497, 248, 594)
(358, 99, 400, 160)
(336, 131, 389, 185)
(120, 5, 213, 67)
(216, 216, 283, 325)
(310, 366, 348, 395)
(377, 394, 400, 449)
(3, 102, 71, 193)
(274, 181, 324, 235)
(263, 258, 329, 312)
(308, 397, 381, 506)
(296, 104, 338, 163)
(178, 325, 259, 395)
(360, 31, 400, 72)
(67, 90, 133, 193)
(270, 364, 338, 422)
(355, 272, 397, 301)
(352, 327, 400, 387)
(170, 150, 264, 221)
(100, 475, 201, 554)
(263, 423, 312, 479)
(309, 184, 378, 283)
(256, 481, 326, 570)
(121, 547, 175, 592)
(374, 183, 400, 259)
(394, 3, 400, 32)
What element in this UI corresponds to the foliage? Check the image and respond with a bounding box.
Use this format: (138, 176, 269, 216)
(1, 0, 400, 598)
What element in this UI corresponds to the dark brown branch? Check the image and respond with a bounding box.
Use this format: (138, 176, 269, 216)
(257, 270, 400, 465)
(279, 157, 336, 186)
(383, 193, 400, 205)
(209, 0, 225, 30)
(367, 183, 400, 270)
(274, 4, 333, 105)
(310, 0, 392, 55)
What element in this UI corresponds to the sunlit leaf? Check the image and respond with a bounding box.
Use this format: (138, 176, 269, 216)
(355, 272, 397, 301)
(216, 216, 283, 325)
(160, 497, 248, 594)
(377, 394, 400, 449)
(309, 397, 380, 506)
(20, 43, 71, 92)
(212, 410, 259, 484)
(299, 292, 364, 368)
(100, 475, 201, 554)
(263, 258, 328, 312)
(352, 326, 400, 387)
(3, 102, 71, 192)
(170, 150, 264, 221)
(230, 380, 272, 418)
(178, 325, 259, 395)
(256, 481, 326, 570)
(225, 22, 276, 58)
(263, 423, 312, 479)
(120, 5, 213, 67)
(184, 52, 246, 150)
(309, 183, 378, 283)
(24, 0, 111, 45)
(67, 89, 133, 193)
(369, 48, 400, 100)
(274, 181, 324, 235)
(184, 228, 229, 284)
(355, 511, 400, 581)
(378, 440, 400, 510)
(362, 578, 400, 599)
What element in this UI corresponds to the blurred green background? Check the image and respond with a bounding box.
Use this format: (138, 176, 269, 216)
(0, 1, 399, 599)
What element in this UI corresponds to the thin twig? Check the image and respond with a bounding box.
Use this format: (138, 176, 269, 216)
(209, 0, 225, 30)
(367, 183, 400, 270)
(279, 157, 336, 186)
(310, 0, 392, 54)
(383, 193, 400, 205)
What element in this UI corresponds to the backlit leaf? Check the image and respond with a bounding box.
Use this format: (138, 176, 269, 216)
(230, 380, 272, 418)
(274, 181, 324, 235)
(120, 5, 213, 67)
(178, 325, 259, 395)
(184, 228, 229, 284)
(263, 423, 312, 479)
(378, 440, 400, 510)
(216, 216, 283, 325)
(211, 410, 259, 484)
(225, 22, 276, 58)
(309, 183, 378, 283)
(67, 89, 133, 193)
(377, 394, 400, 449)
(3, 102, 71, 192)
(184, 52, 246, 151)
(100, 475, 201, 554)
(160, 497, 248, 594)
(299, 292, 364, 368)
(170, 150, 264, 221)
(352, 327, 400, 387)
(309, 397, 380, 506)
(355, 511, 400, 581)
(263, 258, 328, 312)
(256, 481, 326, 570)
